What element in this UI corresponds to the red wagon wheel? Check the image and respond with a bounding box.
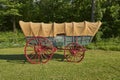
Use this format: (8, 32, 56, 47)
(64, 43, 86, 63)
(24, 37, 54, 64)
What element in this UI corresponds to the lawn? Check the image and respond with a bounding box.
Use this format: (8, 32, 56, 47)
(0, 48, 120, 80)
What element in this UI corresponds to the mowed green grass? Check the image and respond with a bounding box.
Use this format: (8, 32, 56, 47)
(0, 48, 120, 80)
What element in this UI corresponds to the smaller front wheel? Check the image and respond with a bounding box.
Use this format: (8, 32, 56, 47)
(64, 43, 85, 63)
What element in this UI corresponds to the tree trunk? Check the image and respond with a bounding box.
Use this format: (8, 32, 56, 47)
(13, 16, 17, 33)
(91, 0, 96, 22)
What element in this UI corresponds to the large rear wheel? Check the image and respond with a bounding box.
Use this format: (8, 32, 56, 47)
(24, 37, 54, 64)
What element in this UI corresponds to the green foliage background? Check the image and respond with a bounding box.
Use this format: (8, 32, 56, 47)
(0, 0, 120, 50)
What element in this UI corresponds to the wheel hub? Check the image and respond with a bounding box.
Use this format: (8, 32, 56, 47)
(35, 47, 43, 52)
(37, 48, 42, 52)
(71, 50, 78, 55)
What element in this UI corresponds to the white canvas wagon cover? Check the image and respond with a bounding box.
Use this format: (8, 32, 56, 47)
(19, 21, 102, 37)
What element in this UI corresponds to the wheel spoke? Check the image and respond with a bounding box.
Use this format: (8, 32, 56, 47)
(28, 44, 34, 48)
(37, 52, 41, 62)
(40, 48, 53, 63)
(42, 51, 49, 59)
(42, 54, 48, 59)
(29, 52, 36, 59)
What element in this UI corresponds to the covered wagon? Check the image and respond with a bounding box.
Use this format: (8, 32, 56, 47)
(19, 21, 102, 64)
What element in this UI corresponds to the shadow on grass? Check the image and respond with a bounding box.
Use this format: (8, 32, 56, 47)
(52, 53, 65, 62)
(0, 54, 26, 64)
(0, 53, 65, 64)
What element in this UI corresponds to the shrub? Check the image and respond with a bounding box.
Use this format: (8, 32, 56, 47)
(0, 31, 25, 48)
